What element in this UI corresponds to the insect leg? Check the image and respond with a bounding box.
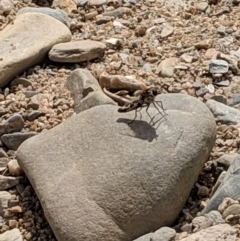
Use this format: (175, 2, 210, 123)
(128, 107, 142, 125)
(155, 101, 167, 115)
(152, 101, 167, 120)
(146, 104, 156, 124)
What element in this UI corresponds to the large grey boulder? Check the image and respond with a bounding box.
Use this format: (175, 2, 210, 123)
(17, 94, 216, 241)
(0, 12, 71, 87)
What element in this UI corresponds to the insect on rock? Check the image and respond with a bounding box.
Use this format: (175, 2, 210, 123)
(118, 86, 167, 125)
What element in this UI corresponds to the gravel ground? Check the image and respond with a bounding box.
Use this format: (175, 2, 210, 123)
(1, 0, 240, 240)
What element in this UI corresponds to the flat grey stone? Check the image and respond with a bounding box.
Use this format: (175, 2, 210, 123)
(216, 153, 240, 169)
(206, 99, 240, 124)
(17, 94, 216, 241)
(214, 80, 230, 87)
(0, 12, 71, 87)
(27, 111, 44, 121)
(77, 90, 117, 113)
(196, 88, 209, 97)
(17, 7, 70, 28)
(66, 68, 116, 113)
(209, 60, 229, 74)
(228, 93, 240, 106)
(0, 114, 24, 137)
(211, 95, 227, 105)
(23, 91, 39, 98)
(0, 175, 22, 191)
(96, 15, 112, 24)
(202, 155, 240, 214)
(1, 132, 37, 150)
(10, 77, 32, 87)
(49, 40, 106, 63)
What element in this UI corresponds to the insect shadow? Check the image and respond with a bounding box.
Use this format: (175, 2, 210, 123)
(117, 118, 165, 142)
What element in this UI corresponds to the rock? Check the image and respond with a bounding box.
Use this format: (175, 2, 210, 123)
(180, 53, 193, 63)
(49, 40, 106, 63)
(99, 72, 146, 91)
(214, 80, 230, 87)
(88, 0, 106, 6)
(8, 159, 24, 176)
(27, 111, 44, 121)
(0, 191, 11, 215)
(216, 154, 239, 169)
(222, 204, 240, 219)
(218, 52, 239, 74)
(66, 69, 116, 113)
(157, 57, 179, 77)
(0, 0, 13, 15)
(102, 7, 132, 18)
(153, 18, 165, 24)
(180, 224, 237, 241)
(196, 2, 208, 11)
(8, 205, 22, 213)
(217, 26, 226, 35)
(206, 99, 240, 124)
(160, 24, 174, 38)
(0, 114, 24, 137)
(151, 227, 176, 241)
(191, 215, 213, 232)
(28, 94, 51, 113)
(0, 12, 72, 87)
(206, 210, 225, 224)
(23, 91, 39, 98)
(76, 90, 117, 113)
(0, 157, 9, 171)
(133, 233, 153, 241)
(0, 109, 7, 117)
(52, 0, 77, 14)
(228, 93, 240, 106)
(0, 228, 23, 241)
(201, 155, 240, 214)
(209, 60, 229, 74)
(17, 7, 70, 28)
(0, 176, 22, 190)
(210, 95, 227, 104)
(10, 77, 32, 87)
(196, 88, 209, 97)
(96, 15, 112, 24)
(0, 149, 8, 158)
(8, 219, 18, 228)
(17, 94, 216, 241)
(195, 40, 212, 49)
(205, 48, 219, 60)
(1, 132, 37, 150)
(105, 38, 122, 48)
(84, 11, 98, 20)
(135, 25, 147, 37)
